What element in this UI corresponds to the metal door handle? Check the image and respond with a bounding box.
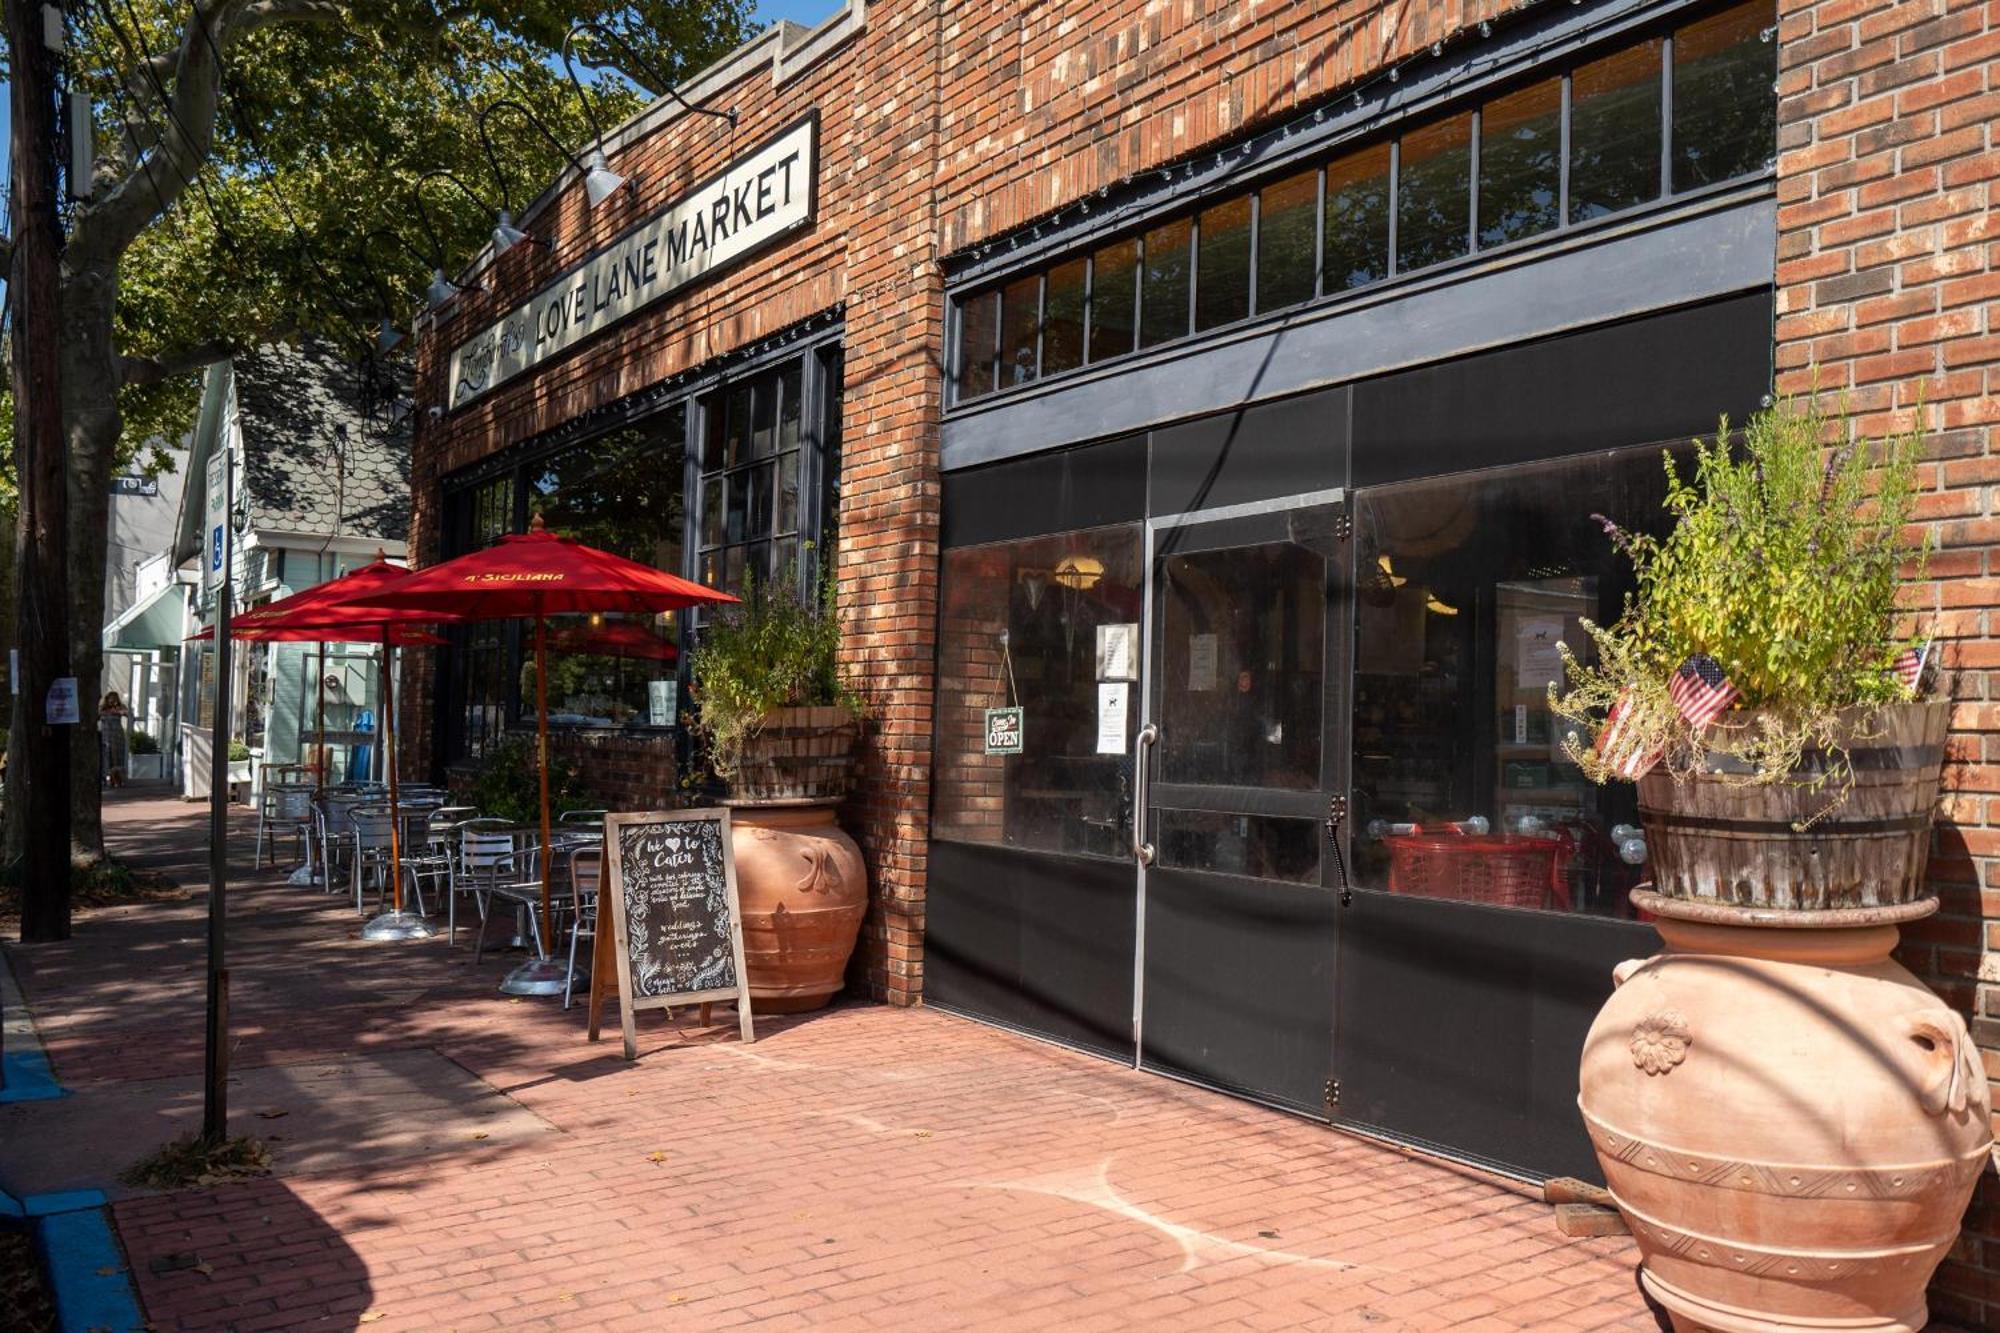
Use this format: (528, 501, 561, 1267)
(1133, 723, 1159, 865)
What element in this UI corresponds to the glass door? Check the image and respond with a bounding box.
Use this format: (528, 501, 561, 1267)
(1134, 497, 1348, 1116)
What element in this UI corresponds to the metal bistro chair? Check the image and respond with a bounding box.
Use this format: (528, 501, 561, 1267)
(473, 836, 557, 968)
(454, 819, 521, 948)
(562, 844, 602, 1010)
(257, 783, 315, 869)
(349, 804, 398, 915)
(558, 809, 608, 827)
(387, 801, 450, 917)
(314, 790, 370, 893)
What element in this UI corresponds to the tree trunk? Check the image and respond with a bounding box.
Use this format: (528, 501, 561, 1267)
(62, 260, 122, 863)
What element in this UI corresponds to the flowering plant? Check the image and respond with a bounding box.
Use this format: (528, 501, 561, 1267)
(1551, 398, 1930, 797)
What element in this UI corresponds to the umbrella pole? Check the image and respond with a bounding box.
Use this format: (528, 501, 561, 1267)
(384, 634, 403, 911)
(315, 642, 327, 787)
(536, 611, 554, 953)
(361, 631, 430, 942)
(499, 606, 566, 994)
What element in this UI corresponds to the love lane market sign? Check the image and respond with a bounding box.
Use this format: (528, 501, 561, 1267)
(448, 114, 819, 410)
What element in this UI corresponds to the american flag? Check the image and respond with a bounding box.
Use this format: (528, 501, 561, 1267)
(1669, 654, 1738, 730)
(1891, 640, 1933, 695)
(1595, 689, 1663, 781)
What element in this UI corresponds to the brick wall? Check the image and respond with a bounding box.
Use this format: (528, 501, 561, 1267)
(405, 10, 944, 1005)
(1773, 0, 2000, 1321)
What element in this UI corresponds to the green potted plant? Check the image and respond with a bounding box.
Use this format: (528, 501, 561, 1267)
(1558, 400, 1986, 1333)
(690, 562, 867, 1013)
(127, 727, 162, 780)
(691, 564, 862, 803)
(1553, 397, 1944, 905)
(226, 737, 255, 800)
(454, 734, 596, 825)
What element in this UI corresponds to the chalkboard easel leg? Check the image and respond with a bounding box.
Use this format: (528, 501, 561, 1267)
(586, 918, 612, 1043)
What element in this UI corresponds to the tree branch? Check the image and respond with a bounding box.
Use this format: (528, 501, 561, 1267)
(117, 322, 296, 388)
(72, 0, 349, 265)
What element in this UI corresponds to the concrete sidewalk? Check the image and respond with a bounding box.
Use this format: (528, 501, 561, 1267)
(3, 788, 1671, 1330)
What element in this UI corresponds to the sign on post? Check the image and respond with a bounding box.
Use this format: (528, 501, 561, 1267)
(591, 809, 754, 1058)
(203, 449, 229, 591)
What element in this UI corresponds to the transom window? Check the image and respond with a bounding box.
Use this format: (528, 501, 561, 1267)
(949, 0, 1774, 406)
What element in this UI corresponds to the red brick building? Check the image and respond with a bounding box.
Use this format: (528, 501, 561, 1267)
(405, 0, 2000, 1320)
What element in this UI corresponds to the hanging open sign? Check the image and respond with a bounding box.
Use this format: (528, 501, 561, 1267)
(984, 706, 1024, 755)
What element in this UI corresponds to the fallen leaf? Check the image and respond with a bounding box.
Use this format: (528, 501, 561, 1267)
(913, 1130, 931, 1139)
(668, 1294, 687, 1304)
(557, 1292, 575, 1302)
(96, 1265, 124, 1276)
(255, 1109, 288, 1120)
(470, 1132, 489, 1141)
(645, 1151, 667, 1164)
(1257, 1229, 1279, 1239)
(359, 1311, 387, 1324)
(192, 1263, 214, 1277)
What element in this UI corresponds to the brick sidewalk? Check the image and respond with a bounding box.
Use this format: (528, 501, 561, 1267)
(7, 789, 1668, 1330)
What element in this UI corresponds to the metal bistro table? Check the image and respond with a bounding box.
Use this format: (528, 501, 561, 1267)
(483, 823, 602, 996)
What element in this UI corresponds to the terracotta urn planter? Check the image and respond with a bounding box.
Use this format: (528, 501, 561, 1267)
(725, 802, 867, 1013)
(1579, 891, 1990, 1333)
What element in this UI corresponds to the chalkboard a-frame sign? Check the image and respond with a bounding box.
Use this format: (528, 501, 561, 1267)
(591, 809, 754, 1057)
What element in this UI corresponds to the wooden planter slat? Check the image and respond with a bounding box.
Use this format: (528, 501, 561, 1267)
(728, 704, 859, 804)
(1636, 700, 1950, 910)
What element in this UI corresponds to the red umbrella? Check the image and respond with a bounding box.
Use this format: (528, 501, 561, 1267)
(197, 557, 463, 939)
(189, 623, 446, 646)
(338, 514, 736, 977)
(550, 618, 679, 663)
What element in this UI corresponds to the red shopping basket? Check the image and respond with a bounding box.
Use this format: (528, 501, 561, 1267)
(1381, 828, 1572, 910)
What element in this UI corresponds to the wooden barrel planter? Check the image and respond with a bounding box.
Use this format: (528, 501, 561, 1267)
(726, 704, 858, 803)
(1636, 699, 1950, 910)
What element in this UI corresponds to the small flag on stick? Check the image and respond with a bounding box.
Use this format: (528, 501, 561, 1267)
(1669, 654, 1738, 731)
(1891, 640, 1933, 695)
(1595, 689, 1663, 781)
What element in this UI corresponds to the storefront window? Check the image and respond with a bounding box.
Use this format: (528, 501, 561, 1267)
(1139, 218, 1192, 349)
(1351, 446, 1681, 917)
(1257, 167, 1319, 312)
(933, 526, 1143, 860)
(1000, 273, 1041, 388)
(528, 404, 686, 725)
(700, 360, 808, 599)
(955, 288, 1000, 402)
(1478, 78, 1561, 249)
(943, 1, 1773, 399)
(1325, 143, 1391, 293)
(1043, 257, 1087, 376)
(1397, 114, 1473, 273)
(1570, 39, 1664, 223)
(1672, 0, 1776, 192)
(1089, 238, 1138, 364)
(1157, 540, 1322, 791)
(1195, 195, 1252, 331)
(440, 344, 839, 760)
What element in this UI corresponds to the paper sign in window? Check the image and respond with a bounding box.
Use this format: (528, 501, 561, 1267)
(1097, 623, 1138, 681)
(1096, 682, 1129, 755)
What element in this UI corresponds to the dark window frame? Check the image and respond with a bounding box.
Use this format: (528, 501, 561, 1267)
(945, 0, 1774, 408)
(436, 333, 844, 764)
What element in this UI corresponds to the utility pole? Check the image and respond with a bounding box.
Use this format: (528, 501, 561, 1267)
(10, 0, 74, 944)
(202, 442, 234, 1145)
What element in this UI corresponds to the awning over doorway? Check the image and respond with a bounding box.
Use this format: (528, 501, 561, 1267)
(102, 580, 189, 652)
